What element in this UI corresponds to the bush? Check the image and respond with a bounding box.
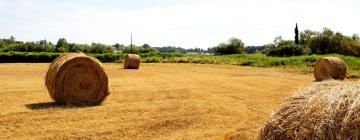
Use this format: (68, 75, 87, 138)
(139, 52, 185, 58)
(266, 45, 308, 57)
(0, 52, 123, 63)
(213, 37, 245, 55)
(122, 46, 158, 54)
(0, 52, 60, 63)
(90, 53, 123, 62)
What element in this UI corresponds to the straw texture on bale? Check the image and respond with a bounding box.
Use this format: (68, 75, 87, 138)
(314, 57, 347, 81)
(124, 54, 140, 69)
(259, 80, 360, 140)
(45, 53, 110, 105)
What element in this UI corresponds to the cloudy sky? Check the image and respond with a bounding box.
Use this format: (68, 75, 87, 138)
(0, 0, 359, 48)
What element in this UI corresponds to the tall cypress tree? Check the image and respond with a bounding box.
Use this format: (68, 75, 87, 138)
(295, 23, 299, 45)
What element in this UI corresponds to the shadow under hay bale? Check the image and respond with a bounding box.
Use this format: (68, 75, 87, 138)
(258, 80, 360, 140)
(314, 57, 347, 81)
(45, 53, 110, 105)
(25, 102, 97, 110)
(124, 54, 140, 69)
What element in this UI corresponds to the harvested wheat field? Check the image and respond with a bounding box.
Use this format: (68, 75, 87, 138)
(0, 63, 314, 139)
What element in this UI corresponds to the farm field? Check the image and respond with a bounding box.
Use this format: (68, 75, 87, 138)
(0, 63, 313, 139)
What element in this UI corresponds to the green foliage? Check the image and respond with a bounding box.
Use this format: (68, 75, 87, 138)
(121, 45, 158, 54)
(266, 28, 360, 57)
(55, 38, 68, 52)
(245, 46, 266, 53)
(140, 52, 184, 58)
(265, 36, 308, 57)
(68, 43, 89, 52)
(306, 28, 360, 56)
(1, 42, 54, 52)
(0, 52, 60, 63)
(0, 52, 120, 63)
(299, 29, 319, 45)
(213, 37, 245, 54)
(112, 43, 122, 50)
(139, 53, 360, 77)
(89, 53, 123, 62)
(267, 44, 308, 57)
(0, 37, 117, 54)
(89, 43, 114, 53)
(154, 46, 187, 53)
(142, 44, 151, 48)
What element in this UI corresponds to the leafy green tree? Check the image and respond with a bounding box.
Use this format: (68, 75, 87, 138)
(328, 32, 343, 53)
(69, 44, 89, 52)
(273, 36, 283, 47)
(142, 44, 151, 48)
(90, 43, 114, 53)
(213, 37, 245, 54)
(113, 43, 121, 50)
(307, 28, 333, 54)
(228, 37, 245, 52)
(306, 28, 360, 56)
(213, 43, 228, 54)
(299, 29, 319, 46)
(55, 38, 68, 52)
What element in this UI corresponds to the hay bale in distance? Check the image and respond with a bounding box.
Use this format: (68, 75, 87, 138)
(259, 80, 360, 140)
(314, 57, 347, 81)
(124, 54, 140, 69)
(45, 53, 110, 105)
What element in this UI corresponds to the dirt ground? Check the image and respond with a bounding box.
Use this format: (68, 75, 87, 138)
(0, 63, 313, 139)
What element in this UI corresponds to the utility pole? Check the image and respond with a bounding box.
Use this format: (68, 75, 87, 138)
(43, 36, 47, 49)
(130, 33, 133, 53)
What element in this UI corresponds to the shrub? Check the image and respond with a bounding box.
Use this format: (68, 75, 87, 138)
(0, 52, 60, 63)
(266, 45, 307, 57)
(213, 38, 245, 55)
(90, 53, 123, 62)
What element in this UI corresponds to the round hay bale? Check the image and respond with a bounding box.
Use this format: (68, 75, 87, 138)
(258, 80, 360, 140)
(314, 57, 347, 81)
(124, 54, 140, 69)
(45, 53, 110, 105)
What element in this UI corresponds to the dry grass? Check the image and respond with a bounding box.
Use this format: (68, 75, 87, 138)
(0, 63, 312, 139)
(259, 80, 360, 140)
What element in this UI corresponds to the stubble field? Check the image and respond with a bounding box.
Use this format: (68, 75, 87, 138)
(0, 63, 313, 139)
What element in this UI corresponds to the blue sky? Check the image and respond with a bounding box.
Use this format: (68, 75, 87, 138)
(0, 0, 359, 48)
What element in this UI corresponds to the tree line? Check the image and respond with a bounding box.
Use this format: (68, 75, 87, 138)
(1, 25, 359, 57)
(263, 25, 360, 57)
(0, 37, 210, 54)
(0, 37, 117, 53)
(210, 25, 360, 57)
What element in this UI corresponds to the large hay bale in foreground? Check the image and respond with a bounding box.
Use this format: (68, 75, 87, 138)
(259, 80, 360, 140)
(45, 53, 110, 105)
(124, 54, 140, 69)
(314, 57, 347, 81)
